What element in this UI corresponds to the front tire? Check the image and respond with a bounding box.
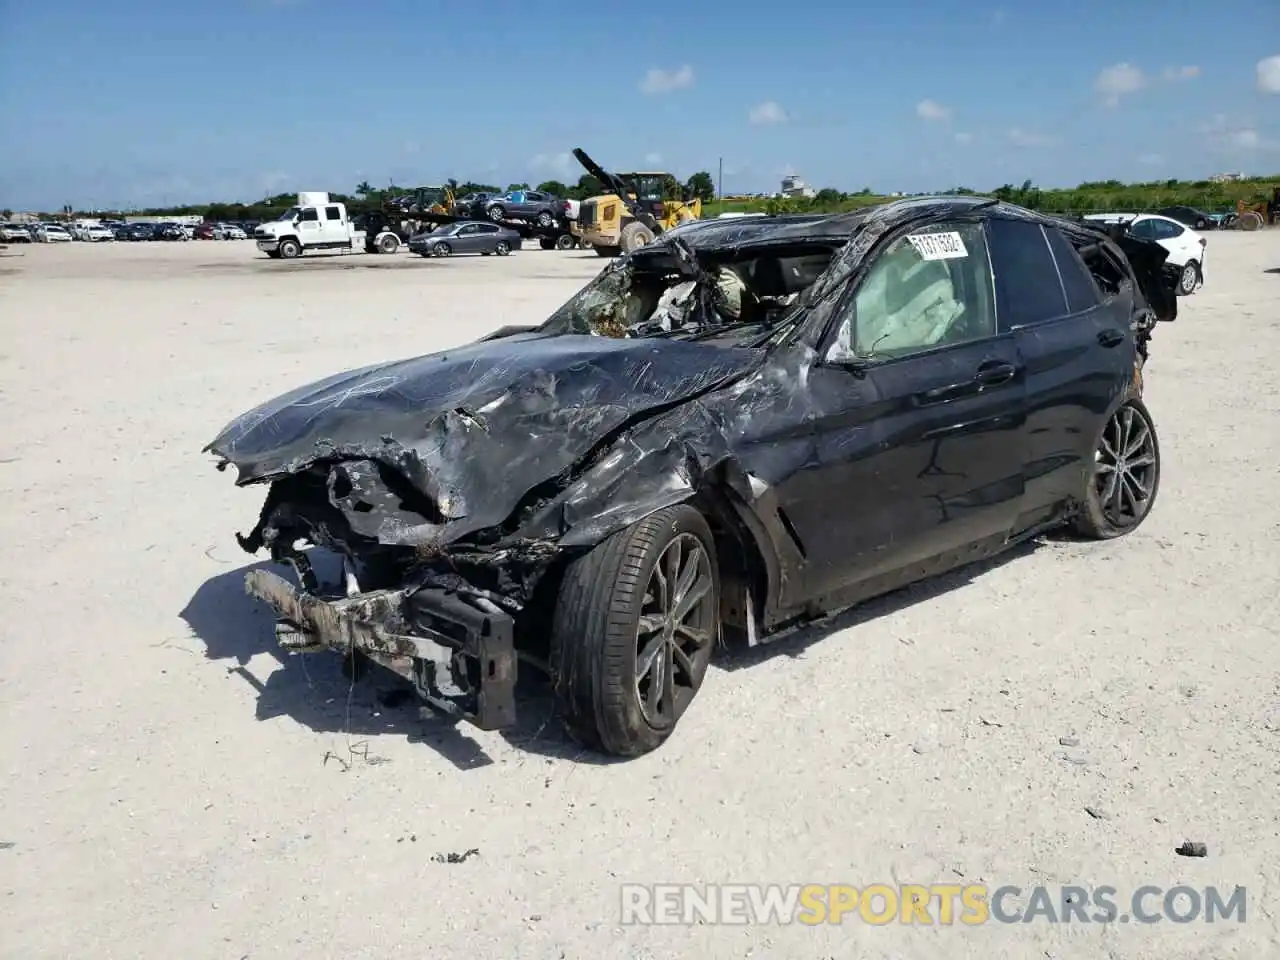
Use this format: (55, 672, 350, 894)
(487, 205, 506, 222)
(1176, 260, 1200, 295)
(1072, 398, 1160, 539)
(619, 221, 655, 254)
(278, 238, 301, 259)
(433, 242, 452, 257)
(550, 504, 720, 757)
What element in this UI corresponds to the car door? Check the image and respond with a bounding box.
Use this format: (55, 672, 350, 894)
(321, 204, 346, 243)
(985, 218, 1137, 530)
(476, 223, 502, 251)
(296, 207, 321, 244)
(779, 219, 1028, 602)
(455, 223, 482, 252)
(526, 191, 550, 218)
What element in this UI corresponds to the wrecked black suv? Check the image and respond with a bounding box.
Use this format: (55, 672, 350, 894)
(206, 197, 1176, 757)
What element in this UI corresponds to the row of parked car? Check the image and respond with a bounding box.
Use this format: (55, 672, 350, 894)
(0, 220, 257, 243)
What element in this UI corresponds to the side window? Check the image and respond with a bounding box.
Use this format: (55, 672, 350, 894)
(324, 205, 342, 221)
(1045, 227, 1101, 313)
(459, 224, 478, 234)
(479, 223, 500, 233)
(826, 222, 996, 362)
(1153, 219, 1183, 240)
(1127, 219, 1156, 239)
(299, 208, 319, 222)
(986, 219, 1069, 328)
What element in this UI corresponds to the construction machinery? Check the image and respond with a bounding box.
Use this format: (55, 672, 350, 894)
(383, 185, 455, 217)
(572, 147, 701, 256)
(1234, 187, 1280, 229)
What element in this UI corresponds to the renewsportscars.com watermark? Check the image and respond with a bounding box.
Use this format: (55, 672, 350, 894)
(621, 884, 1247, 926)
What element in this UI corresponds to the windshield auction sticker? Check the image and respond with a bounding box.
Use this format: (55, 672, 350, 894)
(906, 231, 969, 260)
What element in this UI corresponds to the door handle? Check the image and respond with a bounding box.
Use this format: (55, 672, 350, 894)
(1097, 328, 1125, 348)
(975, 359, 1017, 386)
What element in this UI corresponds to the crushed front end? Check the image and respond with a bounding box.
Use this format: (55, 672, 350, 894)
(244, 564, 516, 729)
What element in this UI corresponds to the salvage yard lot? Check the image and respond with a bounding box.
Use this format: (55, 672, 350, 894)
(2, 236, 1279, 958)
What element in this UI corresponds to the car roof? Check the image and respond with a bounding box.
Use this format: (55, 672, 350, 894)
(658, 196, 1008, 251)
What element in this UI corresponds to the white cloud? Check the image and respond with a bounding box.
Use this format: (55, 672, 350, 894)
(1094, 62, 1146, 106)
(1161, 65, 1200, 81)
(749, 100, 787, 125)
(644, 152, 663, 165)
(1007, 127, 1055, 148)
(954, 131, 973, 144)
(530, 152, 574, 178)
(1138, 153, 1164, 166)
(639, 65, 694, 94)
(1258, 55, 1280, 94)
(1227, 129, 1260, 150)
(1199, 114, 1275, 152)
(916, 99, 952, 122)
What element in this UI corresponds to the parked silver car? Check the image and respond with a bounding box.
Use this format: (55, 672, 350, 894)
(408, 221, 522, 257)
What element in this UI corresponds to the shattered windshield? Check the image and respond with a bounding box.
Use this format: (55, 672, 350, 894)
(538, 241, 840, 341)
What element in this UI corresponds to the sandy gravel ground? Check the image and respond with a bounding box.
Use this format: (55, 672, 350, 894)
(1, 234, 1278, 959)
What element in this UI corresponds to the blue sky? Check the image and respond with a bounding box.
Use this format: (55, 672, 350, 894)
(1, 0, 1277, 210)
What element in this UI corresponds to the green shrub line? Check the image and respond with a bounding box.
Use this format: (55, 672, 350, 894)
(9, 173, 1274, 224)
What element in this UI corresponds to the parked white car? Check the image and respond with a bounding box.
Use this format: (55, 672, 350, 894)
(0, 223, 33, 242)
(220, 224, 247, 240)
(1085, 213, 1206, 295)
(34, 223, 73, 243)
(81, 224, 115, 242)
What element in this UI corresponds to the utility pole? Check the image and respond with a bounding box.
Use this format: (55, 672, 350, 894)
(717, 157, 723, 202)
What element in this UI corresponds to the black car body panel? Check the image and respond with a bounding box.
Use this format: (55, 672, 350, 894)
(207, 197, 1176, 729)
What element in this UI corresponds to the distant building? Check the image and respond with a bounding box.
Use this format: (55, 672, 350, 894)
(780, 175, 816, 199)
(1210, 172, 1244, 183)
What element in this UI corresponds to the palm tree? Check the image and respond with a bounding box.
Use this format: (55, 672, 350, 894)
(355, 180, 373, 196)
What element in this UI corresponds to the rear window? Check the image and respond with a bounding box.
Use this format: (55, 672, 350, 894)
(1045, 227, 1101, 313)
(986, 219, 1069, 328)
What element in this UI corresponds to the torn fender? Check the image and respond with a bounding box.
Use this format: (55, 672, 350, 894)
(206, 332, 763, 550)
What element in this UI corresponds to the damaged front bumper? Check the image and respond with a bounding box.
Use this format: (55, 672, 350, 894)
(244, 569, 517, 730)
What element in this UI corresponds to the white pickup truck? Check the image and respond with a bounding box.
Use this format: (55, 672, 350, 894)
(253, 192, 400, 258)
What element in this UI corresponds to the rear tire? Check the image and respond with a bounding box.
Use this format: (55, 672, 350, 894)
(1071, 398, 1160, 539)
(536, 211, 554, 228)
(487, 205, 506, 222)
(278, 238, 301, 259)
(495, 240, 510, 256)
(377, 233, 399, 254)
(550, 504, 720, 757)
(539, 236, 555, 250)
(555, 233, 576, 250)
(1176, 260, 1200, 295)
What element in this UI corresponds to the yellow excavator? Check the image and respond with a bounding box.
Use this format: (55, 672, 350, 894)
(572, 148, 701, 256)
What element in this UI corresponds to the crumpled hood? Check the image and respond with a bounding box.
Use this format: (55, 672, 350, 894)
(207, 331, 761, 545)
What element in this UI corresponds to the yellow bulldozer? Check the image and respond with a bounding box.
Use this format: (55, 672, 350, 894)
(572, 148, 701, 256)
